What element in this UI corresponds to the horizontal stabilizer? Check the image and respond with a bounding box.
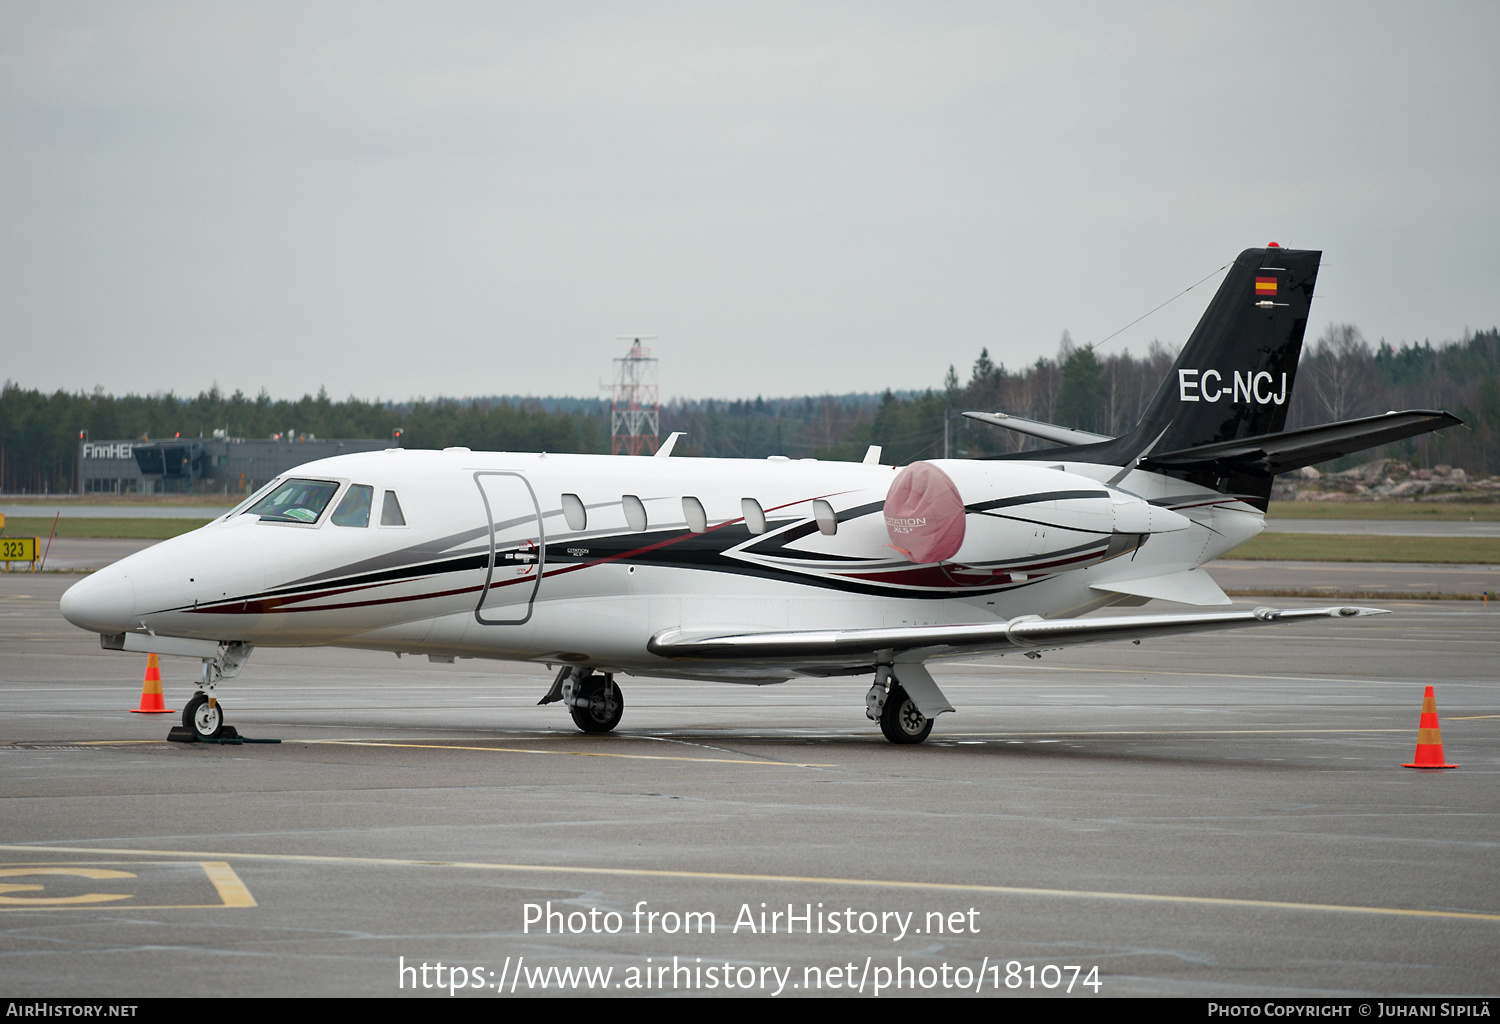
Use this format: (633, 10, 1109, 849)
(1140, 410, 1463, 476)
(649, 605, 1386, 666)
(963, 411, 1113, 446)
(1090, 569, 1230, 606)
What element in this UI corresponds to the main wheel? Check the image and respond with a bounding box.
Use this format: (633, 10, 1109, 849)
(183, 693, 225, 740)
(879, 684, 932, 745)
(569, 674, 623, 733)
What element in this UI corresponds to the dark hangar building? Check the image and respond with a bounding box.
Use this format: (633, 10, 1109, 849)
(79, 435, 390, 495)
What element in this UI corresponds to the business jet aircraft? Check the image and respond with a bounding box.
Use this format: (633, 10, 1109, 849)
(61, 246, 1458, 744)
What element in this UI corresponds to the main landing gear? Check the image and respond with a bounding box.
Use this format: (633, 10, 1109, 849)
(866, 666, 936, 745)
(879, 685, 933, 744)
(540, 667, 624, 734)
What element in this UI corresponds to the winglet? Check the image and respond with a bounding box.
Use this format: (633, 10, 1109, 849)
(656, 432, 685, 457)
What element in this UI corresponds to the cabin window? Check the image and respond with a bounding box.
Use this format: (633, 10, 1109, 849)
(741, 497, 767, 535)
(332, 484, 373, 528)
(812, 498, 837, 536)
(682, 496, 707, 534)
(622, 495, 647, 532)
(561, 493, 587, 531)
(247, 478, 340, 524)
(381, 490, 407, 526)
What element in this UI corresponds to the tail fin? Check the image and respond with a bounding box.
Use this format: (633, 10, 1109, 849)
(988, 246, 1321, 505)
(1119, 245, 1320, 460)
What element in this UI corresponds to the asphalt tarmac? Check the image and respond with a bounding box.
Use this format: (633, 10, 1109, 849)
(1211, 559, 1499, 598)
(1, 573, 1496, 998)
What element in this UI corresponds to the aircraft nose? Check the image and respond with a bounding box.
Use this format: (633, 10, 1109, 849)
(60, 567, 136, 634)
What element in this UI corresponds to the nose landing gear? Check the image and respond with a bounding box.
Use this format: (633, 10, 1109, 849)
(168, 642, 256, 743)
(182, 692, 225, 740)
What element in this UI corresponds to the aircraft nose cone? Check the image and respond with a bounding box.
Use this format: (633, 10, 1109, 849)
(60, 567, 136, 634)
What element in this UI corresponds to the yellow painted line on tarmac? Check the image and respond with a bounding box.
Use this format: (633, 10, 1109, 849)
(304, 739, 837, 768)
(73, 740, 164, 746)
(1447, 715, 1500, 720)
(201, 860, 257, 907)
(0, 859, 255, 910)
(0, 844, 1494, 924)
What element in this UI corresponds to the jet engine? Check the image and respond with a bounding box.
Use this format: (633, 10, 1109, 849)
(883, 460, 1189, 573)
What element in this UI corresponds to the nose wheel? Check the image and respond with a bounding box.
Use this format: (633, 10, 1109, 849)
(182, 692, 226, 740)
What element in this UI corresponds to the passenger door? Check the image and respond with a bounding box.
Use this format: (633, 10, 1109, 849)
(474, 472, 544, 625)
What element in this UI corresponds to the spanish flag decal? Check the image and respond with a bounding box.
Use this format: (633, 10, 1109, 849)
(1255, 277, 1278, 295)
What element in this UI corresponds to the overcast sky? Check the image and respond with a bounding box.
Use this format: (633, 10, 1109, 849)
(2, 2, 1496, 403)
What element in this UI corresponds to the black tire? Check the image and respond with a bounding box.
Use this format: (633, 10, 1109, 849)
(879, 684, 932, 745)
(183, 692, 225, 740)
(569, 674, 623, 733)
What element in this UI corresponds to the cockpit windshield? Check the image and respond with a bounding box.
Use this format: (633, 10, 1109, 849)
(246, 478, 341, 524)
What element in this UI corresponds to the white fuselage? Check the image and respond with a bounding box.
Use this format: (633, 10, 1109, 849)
(60, 448, 1263, 683)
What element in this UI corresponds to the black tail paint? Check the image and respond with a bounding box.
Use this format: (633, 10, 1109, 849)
(988, 246, 1321, 506)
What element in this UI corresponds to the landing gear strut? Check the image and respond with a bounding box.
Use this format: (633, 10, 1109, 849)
(179, 643, 252, 741)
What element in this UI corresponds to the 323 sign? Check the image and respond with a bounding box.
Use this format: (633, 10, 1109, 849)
(1, 537, 38, 562)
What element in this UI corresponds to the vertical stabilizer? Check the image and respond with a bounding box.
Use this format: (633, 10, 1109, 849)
(1122, 245, 1320, 460)
(989, 246, 1321, 506)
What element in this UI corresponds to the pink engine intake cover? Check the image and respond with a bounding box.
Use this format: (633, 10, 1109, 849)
(884, 462, 966, 563)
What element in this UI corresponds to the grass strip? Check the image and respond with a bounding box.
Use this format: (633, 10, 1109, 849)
(1265, 501, 1499, 521)
(0, 517, 210, 540)
(1234, 533, 1500, 563)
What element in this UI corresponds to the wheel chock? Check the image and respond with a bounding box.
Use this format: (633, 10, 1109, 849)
(166, 725, 280, 746)
(130, 654, 175, 714)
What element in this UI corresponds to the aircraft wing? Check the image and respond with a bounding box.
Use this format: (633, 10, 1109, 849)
(1140, 410, 1463, 476)
(649, 605, 1387, 670)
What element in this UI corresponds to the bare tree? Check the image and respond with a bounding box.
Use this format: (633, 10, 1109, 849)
(1304, 323, 1372, 423)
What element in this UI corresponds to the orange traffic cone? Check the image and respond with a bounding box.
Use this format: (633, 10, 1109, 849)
(1403, 686, 1457, 769)
(130, 653, 175, 714)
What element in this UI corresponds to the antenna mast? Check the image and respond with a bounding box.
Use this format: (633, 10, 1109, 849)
(608, 336, 659, 456)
